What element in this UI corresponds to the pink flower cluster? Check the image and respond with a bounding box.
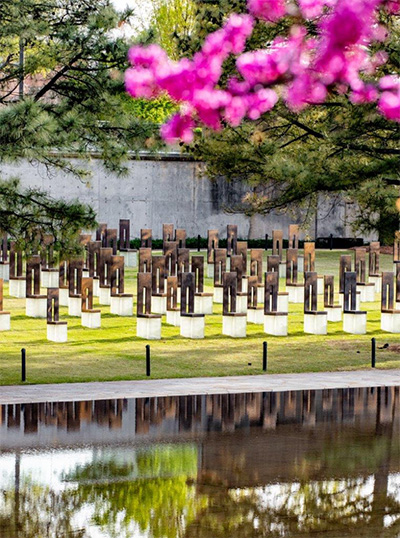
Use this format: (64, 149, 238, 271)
(125, 0, 400, 143)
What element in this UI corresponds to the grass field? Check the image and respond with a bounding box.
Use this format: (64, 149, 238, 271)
(1, 249, 400, 385)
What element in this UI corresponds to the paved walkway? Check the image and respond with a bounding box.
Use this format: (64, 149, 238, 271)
(1, 369, 400, 404)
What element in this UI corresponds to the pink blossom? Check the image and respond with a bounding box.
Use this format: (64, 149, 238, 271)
(247, 89, 279, 119)
(350, 83, 379, 103)
(378, 76, 400, 121)
(160, 113, 196, 144)
(247, 0, 287, 21)
(298, 0, 335, 19)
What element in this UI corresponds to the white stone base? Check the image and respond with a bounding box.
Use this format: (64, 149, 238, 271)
(81, 311, 101, 328)
(287, 285, 304, 304)
(68, 296, 82, 317)
(343, 312, 367, 334)
(357, 284, 375, 302)
(381, 312, 400, 333)
(121, 250, 138, 268)
(41, 270, 59, 288)
(194, 294, 213, 315)
(9, 279, 25, 298)
(0, 264, 9, 282)
(26, 297, 47, 318)
(279, 263, 286, 278)
(247, 308, 264, 324)
(304, 312, 328, 335)
(264, 313, 288, 336)
(110, 295, 133, 316)
(93, 278, 100, 297)
(180, 315, 205, 338)
(99, 286, 111, 305)
(82, 269, 90, 278)
(166, 309, 181, 326)
(317, 276, 324, 295)
(339, 293, 361, 311)
(47, 323, 68, 343)
(137, 316, 161, 339)
(242, 277, 248, 293)
(222, 315, 247, 338)
(298, 256, 304, 273)
(326, 306, 342, 322)
(368, 275, 382, 294)
(59, 287, 69, 307)
(207, 264, 214, 279)
(237, 294, 248, 314)
(214, 287, 223, 304)
(278, 293, 289, 313)
(0, 313, 10, 331)
(152, 295, 167, 315)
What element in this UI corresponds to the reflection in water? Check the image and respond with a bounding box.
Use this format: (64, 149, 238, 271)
(0, 387, 399, 537)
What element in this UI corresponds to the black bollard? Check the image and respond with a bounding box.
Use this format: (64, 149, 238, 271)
(329, 233, 333, 250)
(21, 348, 26, 382)
(146, 344, 151, 376)
(197, 234, 201, 252)
(371, 338, 376, 368)
(265, 234, 269, 251)
(263, 341, 268, 371)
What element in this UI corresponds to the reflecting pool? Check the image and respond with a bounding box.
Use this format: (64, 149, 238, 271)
(1, 387, 400, 537)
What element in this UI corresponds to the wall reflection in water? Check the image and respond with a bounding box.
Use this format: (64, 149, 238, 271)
(0, 387, 399, 538)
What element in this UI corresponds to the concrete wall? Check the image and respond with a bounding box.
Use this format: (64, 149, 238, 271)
(2, 154, 352, 240)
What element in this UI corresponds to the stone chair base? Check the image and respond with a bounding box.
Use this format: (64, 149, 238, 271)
(59, 287, 69, 306)
(166, 309, 181, 326)
(223, 314, 247, 338)
(279, 262, 286, 278)
(264, 312, 288, 336)
(0, 263, 9, 282)
(121, 250, 138, 268)
(287, 285, 304, 304)
(26, 296, 47, 318)
(180, 314, 205, 339)
(81, 310, 101, 328)
(381, 311, 400, 333)
(9, 278, 26, 298)
(298, 256, 304, 273)
(207, 264, 214, 279)
(214, 286, 223, 304)
(68, 296, 82, 317)
(338, 293, 361, 311)
(0, 312, 11, 331)
(82, 269, 90, 278)
(194, 293, 213, 314)
(47, 322, 68, 343)
(152, 294, 167, 315)
(99, 286, 111, 305)
(110, 294, 133, 316)
(241, 277, 248, 293)
(343, 311, 367, 334)
(137, 315, 162, 340)
(41, 269, 59, 288)
(357, 283, 375, 302)
(325, 305, 342, 322)
(247, 308, 264, 324)
(369, 275, 382, 294)
(304, 312, 328, 335)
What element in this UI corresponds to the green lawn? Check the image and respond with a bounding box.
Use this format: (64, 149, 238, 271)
(1, 249, 400, 385)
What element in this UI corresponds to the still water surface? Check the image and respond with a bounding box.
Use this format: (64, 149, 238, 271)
(1, 387, 400, 537)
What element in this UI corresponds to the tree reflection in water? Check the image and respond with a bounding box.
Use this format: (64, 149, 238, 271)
(0, 387, 399, 537)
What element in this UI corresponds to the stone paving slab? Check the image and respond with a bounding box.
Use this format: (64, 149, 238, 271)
(1, 369, 400, 404)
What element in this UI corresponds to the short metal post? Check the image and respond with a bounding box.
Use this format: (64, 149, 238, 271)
(329, 233, 333, 250)
(21, 348, 26, 382)
(265, 234, 269, 251)
(371, 338, 376, 368)
(197, 234, 201, 252)
(146, 344, 151, 376)
(263, 341, 267, 372)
